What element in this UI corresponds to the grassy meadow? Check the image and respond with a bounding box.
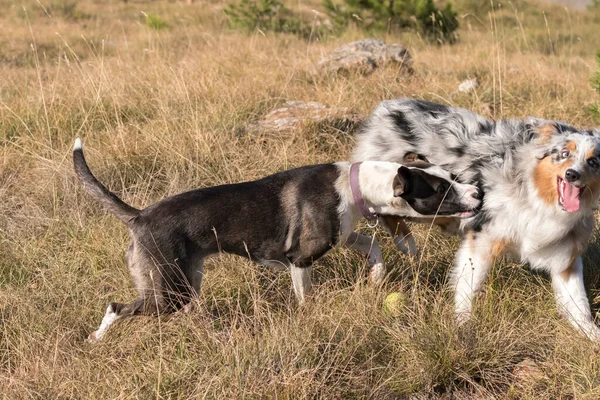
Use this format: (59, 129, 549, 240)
(2, 0, 600, 398)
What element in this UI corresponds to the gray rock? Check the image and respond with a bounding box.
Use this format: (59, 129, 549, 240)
(512, 357, 543, 382)
(313, 38, 413, 76)
(250, 101, 363, 133)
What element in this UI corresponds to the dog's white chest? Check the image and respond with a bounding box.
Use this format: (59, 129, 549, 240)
(486, 198, 581, 269)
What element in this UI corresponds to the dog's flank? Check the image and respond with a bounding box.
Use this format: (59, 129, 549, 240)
(354, 98, 600, 341)
(74, 138, 480, 341)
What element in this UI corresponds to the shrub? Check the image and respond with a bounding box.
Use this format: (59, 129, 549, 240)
(144, 13, 167, 30)
(322, 0, 459, 43)
(590, 52, 600, 121)
(224, 0, 310, 37)
(593, 53, 600, 92)
(48, 0, 91, 21)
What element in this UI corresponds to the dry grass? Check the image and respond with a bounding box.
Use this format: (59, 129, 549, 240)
(2, 0, 600, 398)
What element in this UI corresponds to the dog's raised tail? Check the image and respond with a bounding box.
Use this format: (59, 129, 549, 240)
(73, 138, 140, 224)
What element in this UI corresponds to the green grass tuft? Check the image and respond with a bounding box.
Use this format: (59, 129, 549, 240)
(144, 12, 167, 30)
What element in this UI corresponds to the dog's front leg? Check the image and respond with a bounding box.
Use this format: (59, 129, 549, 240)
(551, 256, 600, 342)
(87, 303, 122, 342)
(379, 215, 417, 257)
(290, 265, 312, 304)
(343, 232, 385, 284)
(450, 232, 493, 323)
(87, 297, 157, 342)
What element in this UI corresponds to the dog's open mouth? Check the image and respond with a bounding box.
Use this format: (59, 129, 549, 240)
(557, 176, 584, 213)
(456, 210, 477, 218)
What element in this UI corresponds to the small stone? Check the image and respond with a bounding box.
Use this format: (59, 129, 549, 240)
(512, 358, 543, 382)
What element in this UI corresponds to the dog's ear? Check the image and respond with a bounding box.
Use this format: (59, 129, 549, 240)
(402, 153, 431, 169)
(525, 120, 562, 160)
(527, 119, 569, 142)
(534, 122, 559, 145)
(402, 152, 430, 164)
(393, 166, 412, 197)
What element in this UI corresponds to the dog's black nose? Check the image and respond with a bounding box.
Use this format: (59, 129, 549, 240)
(471, 189, 483, 200)
(565, 169, 580, 183)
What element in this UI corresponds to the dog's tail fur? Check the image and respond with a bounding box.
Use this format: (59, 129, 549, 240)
(73, 138, 140, 224)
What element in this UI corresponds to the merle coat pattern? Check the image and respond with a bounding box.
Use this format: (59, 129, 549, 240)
(353, 98, 600, 341)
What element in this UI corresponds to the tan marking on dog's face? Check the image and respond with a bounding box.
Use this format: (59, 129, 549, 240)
(586, 147, 596, 160)
(533, 157, 574, 205)
(566, 141, 577, 153)
(533, 157, 573, 204)
(534, 133, 600, 209)
(536, 124, 557, 144)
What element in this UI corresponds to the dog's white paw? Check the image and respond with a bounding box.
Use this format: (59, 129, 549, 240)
(86, 331, 101, 343)
(370, 263, 386, 285)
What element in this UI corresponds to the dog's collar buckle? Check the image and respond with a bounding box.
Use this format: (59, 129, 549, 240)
(349, 162, 378, 221)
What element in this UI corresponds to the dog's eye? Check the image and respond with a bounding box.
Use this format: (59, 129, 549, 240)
(561, 150, 570, 158)
(588, 158, 599, 169)
(437, 183, 449, 194)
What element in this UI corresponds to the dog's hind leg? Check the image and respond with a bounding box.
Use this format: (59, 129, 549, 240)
(551, 256, 600, 342)
(379, 215, 417, 257)
(450, 232, 493, 323)
(87, 243, 169, 342)
(290, 264, 312, 304)
(343, 232, 385, 284)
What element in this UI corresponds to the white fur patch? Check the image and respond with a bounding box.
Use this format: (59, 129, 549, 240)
(370, 263, 386, 285)
(290, 265, 312, 303)
(74, 138, 82, 150)
(88, 304, 119, 342)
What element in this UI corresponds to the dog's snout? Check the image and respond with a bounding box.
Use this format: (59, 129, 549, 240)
(471, 188, 483, 200)
(565, 169, 580, 183)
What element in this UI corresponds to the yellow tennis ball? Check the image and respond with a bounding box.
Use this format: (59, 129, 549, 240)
(383, 292, 407, 315)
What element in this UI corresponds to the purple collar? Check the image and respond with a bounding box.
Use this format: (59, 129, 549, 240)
(349, 162, 378, 221)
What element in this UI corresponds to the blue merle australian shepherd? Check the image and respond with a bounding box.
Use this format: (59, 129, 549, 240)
(353, 98, 600, 341)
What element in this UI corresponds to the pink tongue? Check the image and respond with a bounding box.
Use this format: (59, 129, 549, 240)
(562, 180, 581, 212)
